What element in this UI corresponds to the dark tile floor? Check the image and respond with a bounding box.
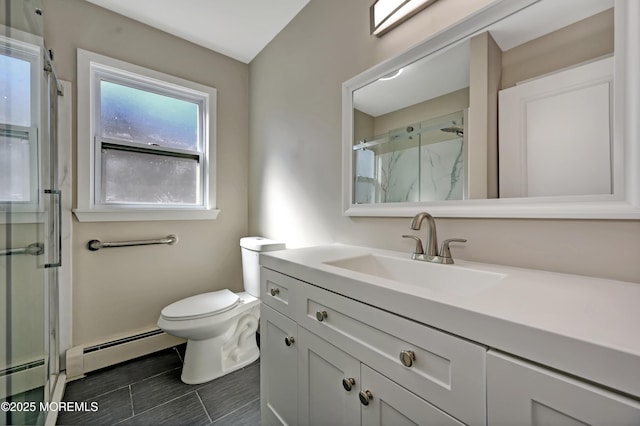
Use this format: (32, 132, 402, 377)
(56, 345, 260, 426)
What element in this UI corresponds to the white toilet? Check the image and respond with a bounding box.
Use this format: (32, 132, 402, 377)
(157, 237, 285, 384)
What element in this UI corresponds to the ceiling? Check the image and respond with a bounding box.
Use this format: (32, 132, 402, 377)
(84, 0, 310, 64)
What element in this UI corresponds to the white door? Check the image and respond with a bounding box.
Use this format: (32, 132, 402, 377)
(298, 328, 361, 426)
(498, 57, 613, 198)
(487, 351, 640, 426)
(260, 305, 298, 426)
(359, 364, 465, 426)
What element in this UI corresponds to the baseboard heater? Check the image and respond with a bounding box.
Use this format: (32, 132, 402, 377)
(66, 328, 184, 380)
(83, 329, 165, 353)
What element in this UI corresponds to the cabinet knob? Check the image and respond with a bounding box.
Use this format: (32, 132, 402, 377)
(285, 336, 295, 346)
(270, 287, 280, 296)
(342, 377, 356, 392)
(399, 350, 416, 367)
(316, 310, 328, 322)
(358, 390, 373, 406)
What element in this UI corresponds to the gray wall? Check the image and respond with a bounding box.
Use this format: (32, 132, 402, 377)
(249, 0, 640, 283)
(45, 0, 250, 346)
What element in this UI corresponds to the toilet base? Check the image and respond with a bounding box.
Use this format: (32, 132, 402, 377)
(180, 306, 260, 384)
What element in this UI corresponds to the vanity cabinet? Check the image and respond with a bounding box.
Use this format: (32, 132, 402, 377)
(487, 351, 640, 425)
(260, 245, 640, 426)
(260, 268, 486, 426)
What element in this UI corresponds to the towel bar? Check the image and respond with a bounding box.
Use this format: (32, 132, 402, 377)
(87, 234, 177, 251)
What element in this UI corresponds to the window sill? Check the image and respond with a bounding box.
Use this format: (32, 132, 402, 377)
(72, 208, 220, 222)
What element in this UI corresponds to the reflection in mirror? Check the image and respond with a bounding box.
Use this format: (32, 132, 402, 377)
(499, 56, 613, 198)
(353, 41, 470, 204)
(346, 0, 623, 214)
(354, 110, 467, 203)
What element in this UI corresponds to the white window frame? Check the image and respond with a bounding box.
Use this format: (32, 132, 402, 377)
(0, 31, 42, 220)
(75, 49, 219, 222)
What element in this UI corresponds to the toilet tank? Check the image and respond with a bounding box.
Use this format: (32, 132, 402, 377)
(240, 237, 286, 297)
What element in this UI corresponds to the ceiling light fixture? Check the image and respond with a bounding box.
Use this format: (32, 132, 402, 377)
(370, 0, 439, 37)
(378, 68, 404, 81)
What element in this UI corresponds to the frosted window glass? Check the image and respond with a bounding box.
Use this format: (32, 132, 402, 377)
(0, 133, 31, 202)
(100, 81, 199, 150)
(0, 54, 31, 127)
(101, 148, 200, 204)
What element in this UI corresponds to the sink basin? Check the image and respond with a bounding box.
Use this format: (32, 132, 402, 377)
(324, 254, 505, 296)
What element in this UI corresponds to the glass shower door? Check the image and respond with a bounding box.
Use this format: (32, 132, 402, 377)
(1, 1, 61, 424)
(0, 48, 48, 426)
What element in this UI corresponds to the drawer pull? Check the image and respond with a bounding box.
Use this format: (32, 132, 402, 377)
(316, 310, 328, 322)
(399, 350, 416, 367)
(359, 390, 373, 406)
(270, 288, 280, 296)
(342, 377, 356, 392)
(285, 336, 295, 346)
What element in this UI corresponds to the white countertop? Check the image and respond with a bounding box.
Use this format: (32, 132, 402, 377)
(260, 244, 640, 398)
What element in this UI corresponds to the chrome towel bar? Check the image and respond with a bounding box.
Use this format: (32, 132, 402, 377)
(87, 234, 178, 251)
(0, 243, 45, 256)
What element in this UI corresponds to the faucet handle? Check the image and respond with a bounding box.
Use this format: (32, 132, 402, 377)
(440, 239, 467, 263)
(402, 235, 424, 255)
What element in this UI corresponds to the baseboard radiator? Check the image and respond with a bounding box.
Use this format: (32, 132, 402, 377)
(66, 328, 184, 381)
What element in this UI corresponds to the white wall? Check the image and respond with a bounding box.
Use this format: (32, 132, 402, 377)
(249, 0, 640, 283)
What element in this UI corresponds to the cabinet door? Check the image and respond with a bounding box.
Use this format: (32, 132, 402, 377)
(260, 305, 298, 426)
(298, 328, 361, 426)
(360, 364, 465, 426)
(487, 351, 640, 426)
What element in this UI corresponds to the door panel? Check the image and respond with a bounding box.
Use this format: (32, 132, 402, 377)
(298, 328, 360, 426)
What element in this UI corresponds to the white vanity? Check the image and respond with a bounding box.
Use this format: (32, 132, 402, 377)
(259, 245, 640, 425)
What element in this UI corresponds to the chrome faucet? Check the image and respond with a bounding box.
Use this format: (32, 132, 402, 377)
(402, 212, 466, 264)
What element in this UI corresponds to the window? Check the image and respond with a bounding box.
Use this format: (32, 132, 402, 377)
(0, 36, 40, 211)
(75, 49, 218, 221)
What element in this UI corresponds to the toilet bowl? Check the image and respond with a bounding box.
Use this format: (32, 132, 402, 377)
(157, 237, 285, 384)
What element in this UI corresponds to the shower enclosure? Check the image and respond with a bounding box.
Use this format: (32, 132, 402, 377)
(354, 110, 467, 204)
(1, 1, 63, 424)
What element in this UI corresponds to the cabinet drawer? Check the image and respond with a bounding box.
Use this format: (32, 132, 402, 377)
(261, 268, 297, 319)
(296, 281, 487, 426)
(487, 350, 640, 426)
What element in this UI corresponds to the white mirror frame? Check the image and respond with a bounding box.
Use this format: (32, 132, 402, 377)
(342, 0, 640, 219)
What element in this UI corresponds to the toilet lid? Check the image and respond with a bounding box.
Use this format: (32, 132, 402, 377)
(161, 289, 240, 320)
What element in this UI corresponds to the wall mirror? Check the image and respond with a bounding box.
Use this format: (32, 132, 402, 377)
(342, 0, 640, 218)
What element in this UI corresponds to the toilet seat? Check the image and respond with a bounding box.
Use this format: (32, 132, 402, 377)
(161, 289, 240, 321)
